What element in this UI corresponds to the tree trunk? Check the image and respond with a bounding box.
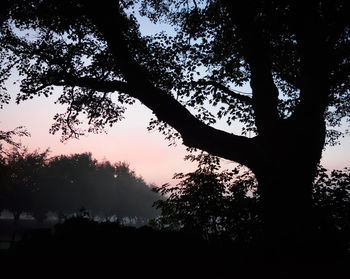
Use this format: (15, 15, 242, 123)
(250, 117, 330, 262)
(11, 211, 21, 248)
(255, 166, 317, 262)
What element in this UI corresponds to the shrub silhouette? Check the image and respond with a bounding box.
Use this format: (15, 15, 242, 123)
(153, 153, 350, 258)
(152, 152, 260, 243)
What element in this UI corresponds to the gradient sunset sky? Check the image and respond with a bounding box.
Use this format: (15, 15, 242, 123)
(1, 11, 350, 186)
(1, 80, 350, 187)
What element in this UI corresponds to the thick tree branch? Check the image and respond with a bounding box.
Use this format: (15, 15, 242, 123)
(223, 1, 280, 136)
(291, 2, 332, 122)
(81, 0, 256, 167)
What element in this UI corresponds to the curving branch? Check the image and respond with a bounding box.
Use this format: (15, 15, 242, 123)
(80, 1, 256, 167)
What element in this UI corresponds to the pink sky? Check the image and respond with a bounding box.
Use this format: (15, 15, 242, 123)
(1, 84, 350, 187)
(0, 89, 203, 186)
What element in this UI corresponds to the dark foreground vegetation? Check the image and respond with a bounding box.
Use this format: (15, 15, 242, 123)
(1, 215, 349, 279)
(1, 153, 350, 278)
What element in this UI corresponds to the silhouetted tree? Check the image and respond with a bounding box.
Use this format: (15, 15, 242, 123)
(36, 154, 160, 222)
(1, 150, 160, 225)
(0, 148, 49, 243)
(155, 159, 350, 256)
(1, 0, 350, 256)
(38, 153, 106, 218)
(153, 153, 259, 242)
(2, 148, 49, 221)
(112, 162, 160, 222)
(313, 166, 350, 252)
(0, 127, 30, 211)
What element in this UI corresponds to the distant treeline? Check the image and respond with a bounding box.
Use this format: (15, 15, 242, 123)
(0, 149, 161, 224)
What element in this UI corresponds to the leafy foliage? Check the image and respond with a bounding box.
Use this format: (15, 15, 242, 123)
(0, 0, 186, 141)
(0, 1, 349, 144)
(153, 154, 350, 246)
(152, 152, 260, 242)
(0, 126, 30, 155)
(0, 149, 160, 222)
(313, 166, 350, 234)
(140, 0, 350, 142)
(0, 147, 50, 219)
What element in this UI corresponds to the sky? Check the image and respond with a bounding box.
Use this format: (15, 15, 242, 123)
(0, 11, 350, 186)
(0, 90, 201, 186)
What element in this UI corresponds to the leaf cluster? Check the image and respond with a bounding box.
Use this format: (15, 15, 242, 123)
(152, 152, 260, 242)
(313, 165, 350, 233)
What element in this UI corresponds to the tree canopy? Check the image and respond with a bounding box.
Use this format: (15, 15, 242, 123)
(1, 1, 350, 151)
(0, 150, 160, 223)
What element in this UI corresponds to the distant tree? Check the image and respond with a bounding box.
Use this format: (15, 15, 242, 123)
(110, 162, 160, 222)
(152, 153, 259, 242)
(0, 126, 30, 211)
(0, 148, 49, 244)
(43, 153, 99, 218)
(40, 154, 160, 222)
(1, 149, 160, 225)
(0, 156, 6, 215)
(87, 160, 117, 217)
